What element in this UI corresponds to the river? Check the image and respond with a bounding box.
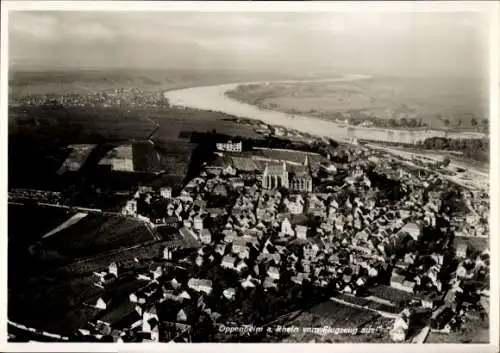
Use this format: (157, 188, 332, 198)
(163, 74, 486, 144)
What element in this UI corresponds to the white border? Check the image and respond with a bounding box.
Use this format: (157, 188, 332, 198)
(1, 1, 498, 353)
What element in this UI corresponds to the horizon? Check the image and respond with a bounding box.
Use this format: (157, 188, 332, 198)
(9, 11, 489, 81)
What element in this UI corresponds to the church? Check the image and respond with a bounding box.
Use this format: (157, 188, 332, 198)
(262, 155, 312, 192)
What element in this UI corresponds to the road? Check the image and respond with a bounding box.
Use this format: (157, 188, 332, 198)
(364, 143, 488, 191)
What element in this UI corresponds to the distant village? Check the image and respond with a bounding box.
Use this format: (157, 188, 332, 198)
(53, 131, 490, 343)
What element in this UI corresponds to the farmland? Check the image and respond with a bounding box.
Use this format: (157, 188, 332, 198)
(226, 76, 488, 131)
(31, 214, 156, 261)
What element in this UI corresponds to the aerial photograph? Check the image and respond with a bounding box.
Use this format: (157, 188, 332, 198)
(5, 4, 493, 345)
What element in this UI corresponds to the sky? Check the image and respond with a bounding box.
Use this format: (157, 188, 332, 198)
(9, 10, 490, 79)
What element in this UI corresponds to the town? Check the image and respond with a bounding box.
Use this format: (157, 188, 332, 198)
(14, 128, 485, 343)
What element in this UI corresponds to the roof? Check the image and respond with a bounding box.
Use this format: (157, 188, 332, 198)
(188, 278, 212, 288)
(401, 222, 422, 234)
(232, 237, 250, 247)
(289, 165, 310, 176)
(369, 285, 414, 303)
(222, 255, 236, 265)
(391, 273, 405, 284)
(231, 156, 258, 171)
(99, 300, 139, 328)
(265, 163, 287, 175)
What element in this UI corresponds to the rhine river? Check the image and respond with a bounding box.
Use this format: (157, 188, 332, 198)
(164, 74, 486, 144)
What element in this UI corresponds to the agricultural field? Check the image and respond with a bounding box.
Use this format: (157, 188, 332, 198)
(227, 76, 488, 131)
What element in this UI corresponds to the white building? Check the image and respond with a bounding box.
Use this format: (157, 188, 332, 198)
(122, 200, 137, 216)
(160, 187, 172, 199)
(187, 278, 213, 294)
(216, 140, 242, 153)
(281, 218, 294, 237)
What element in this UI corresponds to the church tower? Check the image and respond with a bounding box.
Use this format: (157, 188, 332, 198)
(304, 154, 309, 167)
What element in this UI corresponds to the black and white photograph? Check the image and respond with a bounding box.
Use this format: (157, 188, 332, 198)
(1, 1, 498, 349)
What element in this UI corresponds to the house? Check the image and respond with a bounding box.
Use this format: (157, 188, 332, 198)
(223, 230, 238, 243)
(163, 247, 173, 261)
(404, 253, 416, 264)
(95, 297, 109, 310)
(242, 232, 260, 247)
(216, 140, 243, 153)
(261, 252, 281, 266)
(291, 273, 307, 285)
(390, 316, 409, 342)
(122, 200, 138, 216)
(151, 266, 163, 280)
(395, 260, 410, 272)
(223, 164, 237, 176)
(285, 195, 305, 215)
(164, 216, 180, 228)
(195, 256, 204, 267)
(399, 209, 411, 220)
(263, 277, 278, 290)
(402, 280, 416, 293)
(281, 218, 294, 237)
(232, 238, 250, 259)
(390, 272, 406, 290)
(456, 243, 468, 259)
(221, 255, 236, 269)
(223, 288, 236, 300)
(213, 184, 228, 197)
(187, 278, 212, 295)
(295, 225, 308, 240)
(170, 278, 181, 290)
(160, 187, 172, 199)
(420, 292, 440, 309)
(129, 282, 160, 305)
(267, 266, 280, 281)
(177, 309, 190, 323)
(342, 284, 354, 295)
(229, 178, 245, 189)
(142, 306, 159, 341)
(193, 216, 204, 231)
(399, 222, 423, 241)
(200, 229, 212, 244)
(241, 276, 258, 289)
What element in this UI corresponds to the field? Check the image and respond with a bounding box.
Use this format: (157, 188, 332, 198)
(227, 76, 488, 131)
(31, 214, 155, 261)
(9, 104, 262, 192)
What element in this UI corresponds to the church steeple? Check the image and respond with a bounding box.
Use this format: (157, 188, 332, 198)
(304, 154, 309, 167)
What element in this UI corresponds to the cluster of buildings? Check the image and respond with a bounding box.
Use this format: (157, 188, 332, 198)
(12, 89, 169, 108)
(79, 133, 489, 343)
